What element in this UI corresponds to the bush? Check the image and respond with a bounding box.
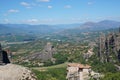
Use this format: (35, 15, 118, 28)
(91, 61, 117, 73)
(44, 60, 53, 66)
(32, 67, 67, 80)
(101, 72, 120, 80)
(53, 53, 68, 64)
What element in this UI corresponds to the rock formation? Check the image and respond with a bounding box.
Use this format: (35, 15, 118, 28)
(0, 64, 37, 80)
(98, 28, 120, 63)
(0, 43, 10, 64)
(25, 42, 56, 61)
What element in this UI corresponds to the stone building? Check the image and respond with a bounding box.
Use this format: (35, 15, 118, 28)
(66, 63, 91, 80)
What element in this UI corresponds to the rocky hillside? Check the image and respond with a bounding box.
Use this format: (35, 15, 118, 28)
(0, 64, 37, 80)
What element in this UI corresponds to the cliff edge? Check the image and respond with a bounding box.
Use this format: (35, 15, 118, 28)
(0, 64, 37, 80)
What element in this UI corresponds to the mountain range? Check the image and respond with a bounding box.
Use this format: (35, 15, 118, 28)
(60, 20, 120, 34)
(0, 20, 120, 35)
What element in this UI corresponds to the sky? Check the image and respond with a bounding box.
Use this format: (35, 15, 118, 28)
(0, 0, 120, 24)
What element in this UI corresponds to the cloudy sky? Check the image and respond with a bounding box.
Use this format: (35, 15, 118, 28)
(0, 0, 120, 24)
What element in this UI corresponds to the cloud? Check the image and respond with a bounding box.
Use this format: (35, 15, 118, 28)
(21, 2, 41, 9)
(71, 18, 81, 21)
(88, 2, 93, 5)
(4, 19, 9, 23)
(48, 6, 52, 9)
(21, 2, 30, 6)
(8, 9, 19, 13)
(20, 2, 33, 9)
(3, 14, 8, 16)
(31, 3, 37, 6)
(26, 6, 32, 9)
(64, 5, 72, 8)
(25, 19, 39, 23)
(37, 0, 50, 2)
(4, 9, 19, 16)
(41, 19, 53, 22)
(22, 18, 56, 24)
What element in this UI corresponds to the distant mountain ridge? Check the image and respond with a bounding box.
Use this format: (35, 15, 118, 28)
(60, 20, 120, 34)
(0, 23, 80, 34)
(0, 20, 120, 35)
(81, 20, 120, 30)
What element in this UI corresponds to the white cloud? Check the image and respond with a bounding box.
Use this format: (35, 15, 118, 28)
(22, 18, 56, 24)
(88, 2, 93, 5)
(4, 9, 19, 16)
(21, 2, 30, 6)
(3, 14, 8, 16)
(20, 2, 33, 9)
(21, 2, 40, 9)
(31, 3, 37, 6)
(26, 6, 32, 9)
(48, 6, 52, 9)
(38, 4, 43, 7)
(25, 19, 39, 23)
(4, 19, 9, 23)
(42, 19, 53, 22)
(8, 9, 19, 13)
(37, 0, 50, 2)
(64, 5, 72, 8)
(71, 18, 81, 21)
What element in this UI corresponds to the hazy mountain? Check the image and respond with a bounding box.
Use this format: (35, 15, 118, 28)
(0, 24, 17, 34)
(0, 23, 80, 35)
(0, 20, 120, 35)
(60, 20, 120, 34)
(79, 20, 120, 31)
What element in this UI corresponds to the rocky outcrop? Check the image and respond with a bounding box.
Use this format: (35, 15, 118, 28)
(25, 42, 56, 61)
(0, 64, 37, 80)
(98, 29, 120, 63)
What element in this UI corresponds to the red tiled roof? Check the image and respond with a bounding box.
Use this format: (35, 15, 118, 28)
(68, 63, 91, 69)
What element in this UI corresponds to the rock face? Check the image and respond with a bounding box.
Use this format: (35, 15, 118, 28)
(25, 42, 55, 61)
(98, 30, 120, 63)
(0, 64, 37, 80)
(0, 43, 10, 65)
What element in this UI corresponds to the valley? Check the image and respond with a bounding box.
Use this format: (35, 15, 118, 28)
(0, 20, 120, 80)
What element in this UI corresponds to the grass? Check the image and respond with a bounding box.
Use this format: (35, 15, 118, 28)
(32, 63, 68, 80)
(33, 62, 68, 71)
